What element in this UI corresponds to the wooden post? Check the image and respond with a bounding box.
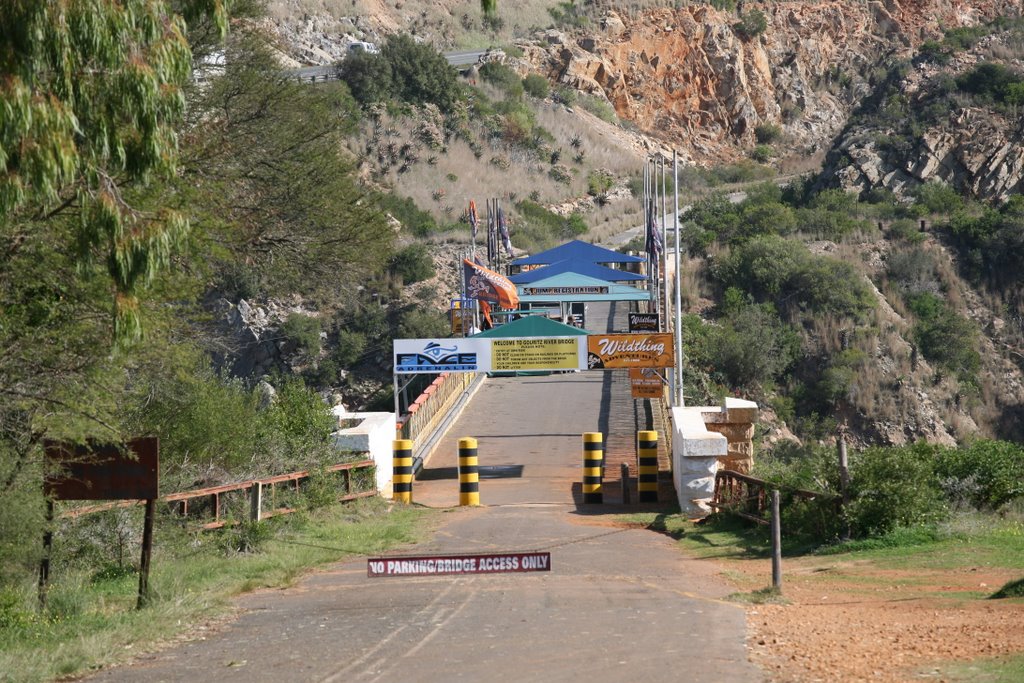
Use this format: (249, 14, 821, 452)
(38, 498, 54, 610)
(250, 482, 263, 522)
(137, 498, 156, 609)
(771, 490, 782, 591)
(620, 462, 630, 504)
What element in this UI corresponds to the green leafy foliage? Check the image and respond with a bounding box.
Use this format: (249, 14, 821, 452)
(734, 9, 768, 39)
(713, 235, 876, 320)
(522, 73, 550, 99)
(339, 34, 462, 113)
(184, 34, 391, 298)
(389, 244, 435, 285)
(377, 193, 439, 237)
(479, 61, 523, 99)
(701, 302, 801, 390)
(0, 0, 225, 343)
(935, 440, 1024, 510)
(906, 293, 980, 381)
(955, 62, 1024, 104)
(281, 314, 322, 357)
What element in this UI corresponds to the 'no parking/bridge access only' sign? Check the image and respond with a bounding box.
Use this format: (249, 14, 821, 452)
(367, 552, 551, 577)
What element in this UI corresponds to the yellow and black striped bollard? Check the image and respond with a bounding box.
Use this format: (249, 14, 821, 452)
(637, 430, 659, 503)
(458, 437, 480, 506)
(582, 432, 603, 504)
(392, 439, 413, 503)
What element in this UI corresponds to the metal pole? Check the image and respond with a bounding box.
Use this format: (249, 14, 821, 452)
(673, 150, 684, 407)
(661, 155, 669, 332)
(771, 489, 782, 590)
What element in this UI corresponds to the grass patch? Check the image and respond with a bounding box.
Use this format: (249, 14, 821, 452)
(727, 586, 788, 605)
(938, 653, 1024, 682)
(0, 498, 434, 683)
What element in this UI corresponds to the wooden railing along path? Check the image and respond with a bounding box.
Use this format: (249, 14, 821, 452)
(60, 459, 376, 529)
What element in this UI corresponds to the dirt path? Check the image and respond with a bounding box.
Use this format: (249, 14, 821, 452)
(712, 552, 1024, 682)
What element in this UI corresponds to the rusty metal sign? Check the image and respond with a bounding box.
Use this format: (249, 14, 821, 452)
(44, 438, 159, 501)
(630, 368, 663, 399)
(367, 551, 551, 577)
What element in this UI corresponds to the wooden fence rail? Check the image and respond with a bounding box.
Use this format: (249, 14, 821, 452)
(710, 469, 833, 524)
(60, 459, 377, 529)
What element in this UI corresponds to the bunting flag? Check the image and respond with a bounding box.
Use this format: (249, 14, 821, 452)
(468, 200, 478, 239)
(498, 206, 513, 255)
(463, 258, 520, 310)
(645, 197, 663, 260)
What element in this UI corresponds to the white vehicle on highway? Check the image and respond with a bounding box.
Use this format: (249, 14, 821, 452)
(348, 41, 380, 56)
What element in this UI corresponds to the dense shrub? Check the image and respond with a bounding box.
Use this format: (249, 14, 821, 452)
(377, 193, 438, 237)
(522, 73, 550, 99)
(906, 292, 980, 380)
(281, 313, 321, 356)
(704, 302, 800, 389)
(846, 445, 950, 536)
(913, 180, 964, 215)
(734, 9, 768, 39)
(514, 200, 588, 251)
(935, 440, 1024, 510)
(754, 123, 783, 144)
(586, 169, 614, 196)
(389, 244, 435, 285)
(480, 61, 523, 99)
(755, 439, 1024, 544)
(339, 35, 461, 113)
(955, 62, 1024, 104)
(713, 235, 875, 320)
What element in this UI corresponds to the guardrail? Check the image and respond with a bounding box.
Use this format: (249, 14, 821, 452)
(60, 459, 376, 529)
(710, 469, 832, 524)
(397, 372, 477, 446)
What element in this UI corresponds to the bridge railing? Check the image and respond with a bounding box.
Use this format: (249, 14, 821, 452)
(397, 372, 477, 447)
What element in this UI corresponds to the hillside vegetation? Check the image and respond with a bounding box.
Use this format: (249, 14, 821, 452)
(3, 3, 1024, 677)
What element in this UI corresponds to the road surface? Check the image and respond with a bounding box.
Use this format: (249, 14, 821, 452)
(85, 302, 760, 683)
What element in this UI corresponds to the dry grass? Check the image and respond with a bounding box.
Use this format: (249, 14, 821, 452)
(346, 89, 647, 251)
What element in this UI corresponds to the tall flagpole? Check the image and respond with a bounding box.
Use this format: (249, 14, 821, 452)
(661, 155, 669, 334)
(673, 150, 684, 407)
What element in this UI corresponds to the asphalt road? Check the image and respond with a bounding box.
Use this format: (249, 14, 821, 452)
(86, 302, 760, 683)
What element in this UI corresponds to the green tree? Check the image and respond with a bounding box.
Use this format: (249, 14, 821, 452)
(179, 33, 391, 296)
(1, 0, 228, 343)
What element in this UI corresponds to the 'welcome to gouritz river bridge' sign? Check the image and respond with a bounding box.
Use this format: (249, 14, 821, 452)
(367, 552, 551, 577)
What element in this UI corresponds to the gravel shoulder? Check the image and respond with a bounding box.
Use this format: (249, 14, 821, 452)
(704, 547, 1024, 682)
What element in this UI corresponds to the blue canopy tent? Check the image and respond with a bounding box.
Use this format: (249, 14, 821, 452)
(508, 258, 646, 284)
(509, 240, 644, 270)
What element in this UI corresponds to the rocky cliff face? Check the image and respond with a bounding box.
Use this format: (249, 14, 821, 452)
(523, 1, 1020, 170)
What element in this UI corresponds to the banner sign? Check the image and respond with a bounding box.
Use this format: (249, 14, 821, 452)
(367, 552, 551, 577)
(587, 333, 674, 369)
(522, 286, 609, 296)
(45, 438, 159, 500)
(628, 312, 660, 332)
(394, 338, 490, 374)
(463, 259, 519, 309)
(629, 368, 663, 399)
(491, 337, 582, 372)
(394, 335, 671, 373)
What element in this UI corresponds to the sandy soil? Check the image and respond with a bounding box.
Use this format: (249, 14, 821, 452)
(713, 553, 1024, 682)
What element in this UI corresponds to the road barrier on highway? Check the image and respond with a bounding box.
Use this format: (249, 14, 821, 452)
(393, 439, 413, 503)
(582, 432, 603, 504)
(638, 430, 659, 502)
(458, 437, 480, 506)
